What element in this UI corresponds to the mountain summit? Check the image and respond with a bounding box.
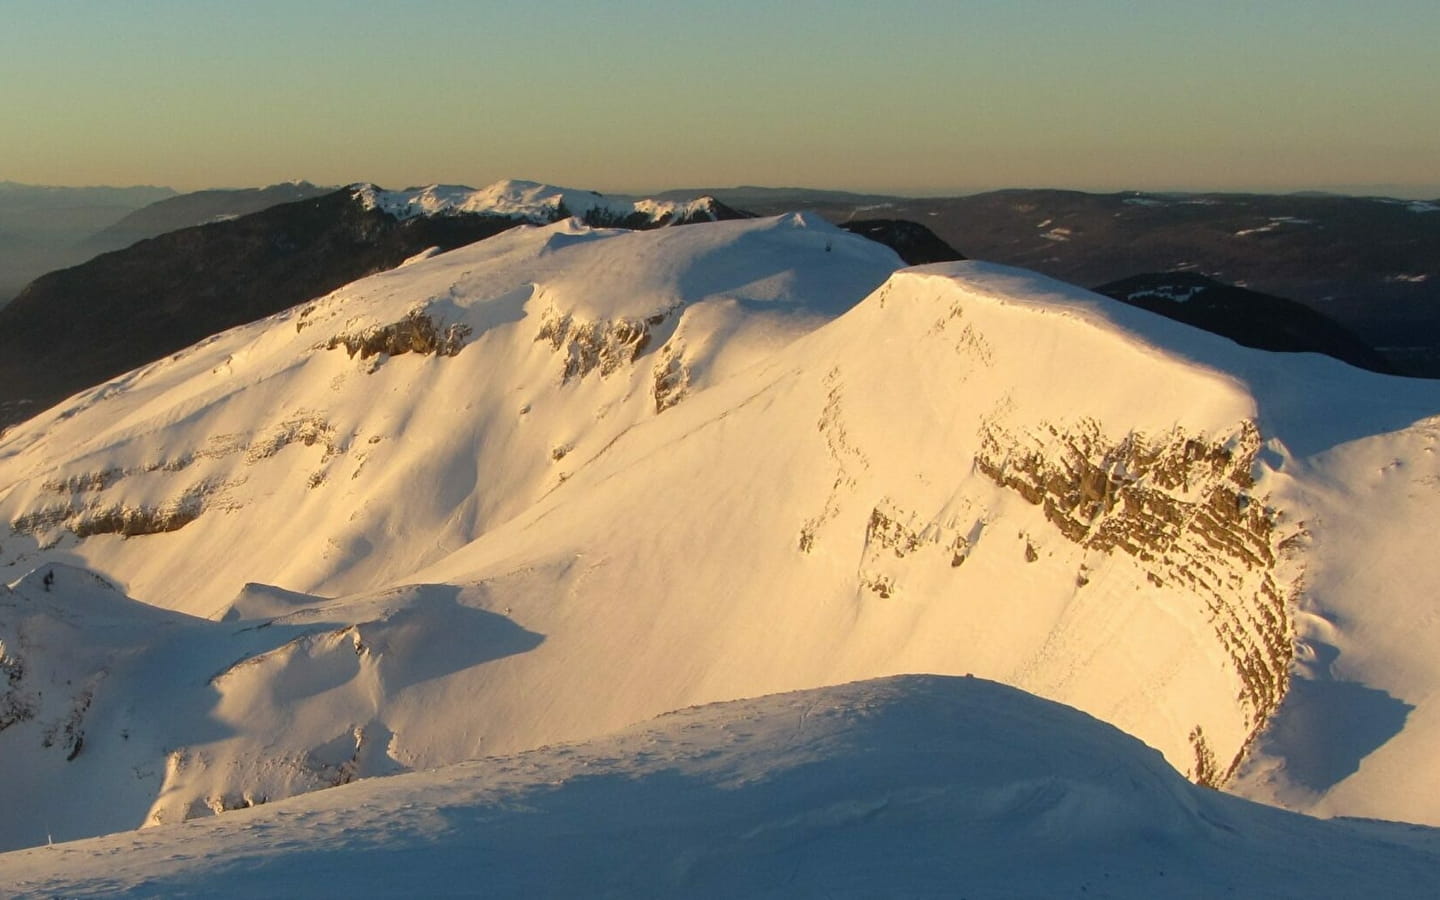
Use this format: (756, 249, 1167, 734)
(2, 212, 1440, 880)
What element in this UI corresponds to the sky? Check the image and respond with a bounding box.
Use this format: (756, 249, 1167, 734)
(1, 0, 1437, 196)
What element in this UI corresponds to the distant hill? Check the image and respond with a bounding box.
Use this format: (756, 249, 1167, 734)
(81, 181, 333, 254)
(1094, 271, 1396, 375)
(837, 219, 964, 265)
(0, 181, 177, 303)
(0, 180, 175, 211)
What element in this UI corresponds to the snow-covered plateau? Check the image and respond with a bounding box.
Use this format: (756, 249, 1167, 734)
(3, 210, 1440, 892)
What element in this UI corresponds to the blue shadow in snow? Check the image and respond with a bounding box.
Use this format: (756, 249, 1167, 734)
(1260, 676, 1413, 793)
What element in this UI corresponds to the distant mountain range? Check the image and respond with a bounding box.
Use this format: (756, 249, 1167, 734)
(1, 178, 1434, 432)
(0, 181, 177, 302)
(0, 181, 337, 306)
(690, 188, 1440, 374)
(79, 181, 333, 255)
(0, 182, 752, 429)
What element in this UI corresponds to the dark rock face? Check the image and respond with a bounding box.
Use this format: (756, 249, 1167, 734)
(837, 219, 965, 265)
(1094, 272, 1396, 374)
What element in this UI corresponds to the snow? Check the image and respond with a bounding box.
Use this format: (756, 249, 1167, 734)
(6, 676, 1440, 898)
(1235, 216, 1316, 236)
(1375, 198, 1440, 214)
(352, 178, 718, 225)
(1125, 284, 1205, 303)
(3, 210, 1440, 881)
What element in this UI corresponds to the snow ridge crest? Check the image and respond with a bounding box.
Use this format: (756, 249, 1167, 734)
(352, 179, 723, 226)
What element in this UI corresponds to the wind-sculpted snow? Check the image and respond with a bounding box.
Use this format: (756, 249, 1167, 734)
(7, 677, 1440, 898)
(0, 565, 544, 850)
(2, 217, 1440, 853)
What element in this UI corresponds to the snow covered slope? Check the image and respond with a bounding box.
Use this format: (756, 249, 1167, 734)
(7, 676, 1440, 898)
(0, 213, 896, 611)
(3, 213, 1440, 853)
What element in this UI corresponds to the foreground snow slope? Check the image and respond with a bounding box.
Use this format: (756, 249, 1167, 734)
(3, 214, 1440, 848)
(7, 677, 1440, 899)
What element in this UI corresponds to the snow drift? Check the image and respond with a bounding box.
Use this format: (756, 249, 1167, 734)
(6, 677, 1440, 898)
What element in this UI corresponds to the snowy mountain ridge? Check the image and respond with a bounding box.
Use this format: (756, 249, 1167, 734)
(3, 212, 1440, 878)
(353, 178, 729, 226)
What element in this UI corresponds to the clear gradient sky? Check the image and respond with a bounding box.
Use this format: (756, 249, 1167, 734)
(2, 0, 1436, 195)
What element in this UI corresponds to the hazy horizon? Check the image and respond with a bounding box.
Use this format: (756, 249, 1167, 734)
(3, 1, 1436, 198)
(6, 176, 1440, 203)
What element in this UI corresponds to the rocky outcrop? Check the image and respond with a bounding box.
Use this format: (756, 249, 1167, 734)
(856, 504, 967, 598)
(651, 346, 689, 413)
(324, 310, 472, 361)
(838, 219, 965, 265)
(975, 417, 1293, 777)
(0, 645, 34, 732)
(12, 482, 213, 540)
(537, 308, 669, 382)
(9, 413, 340, 544)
